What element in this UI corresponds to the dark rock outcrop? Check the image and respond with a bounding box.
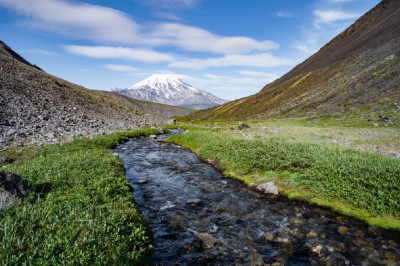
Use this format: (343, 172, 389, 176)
(0, 171, 29, 212)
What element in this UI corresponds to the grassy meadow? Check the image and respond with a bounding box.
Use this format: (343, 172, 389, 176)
(0, 127, 165, 264)
(168, 114, 400, 230)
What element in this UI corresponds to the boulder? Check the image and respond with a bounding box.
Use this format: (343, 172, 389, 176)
(256, 181, 279, 195)
(238, 123, 250, 130)
(0, 171, 29, 212)
(0, 157, 13, 164)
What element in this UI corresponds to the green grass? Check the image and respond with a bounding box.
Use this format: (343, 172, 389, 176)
(0, 127, 165, 264)
(167, 129, 400, 230)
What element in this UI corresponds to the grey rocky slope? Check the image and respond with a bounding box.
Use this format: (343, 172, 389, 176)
(0, 42, 167, 149)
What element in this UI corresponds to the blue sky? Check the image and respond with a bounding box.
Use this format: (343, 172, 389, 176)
(0, 0, 380, 100)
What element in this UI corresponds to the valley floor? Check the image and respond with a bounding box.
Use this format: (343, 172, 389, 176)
(168, 116, 400, 230)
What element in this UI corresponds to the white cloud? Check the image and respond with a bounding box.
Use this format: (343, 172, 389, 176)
(105, 64, 138, 72)
(148, 23, 278, 54)
(0, 0, 141, 44)
(169, 53, 293, 69)
(314, 9, 360, 24)
(0, 0, 277, 55)
(64, 45, 175, 63)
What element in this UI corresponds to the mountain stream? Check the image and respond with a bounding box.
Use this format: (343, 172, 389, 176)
(114, 129, 400, 265)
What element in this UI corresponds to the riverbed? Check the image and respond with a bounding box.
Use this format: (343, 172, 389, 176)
(115, 129, 400, 265)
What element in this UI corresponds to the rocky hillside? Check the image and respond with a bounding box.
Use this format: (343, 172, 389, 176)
(186, 0, 400, 120)
(0, 42, 167, 149)
(94, 90, 193, 118)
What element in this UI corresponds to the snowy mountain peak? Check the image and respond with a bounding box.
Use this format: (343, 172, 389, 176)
(113, 74, 228, 110)
(129, 74, 199, 94)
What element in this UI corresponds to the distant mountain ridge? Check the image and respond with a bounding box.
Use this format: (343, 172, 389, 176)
(185, 0, 400, 120)
(94, 90, 193, 118)
(113, 74, 228, 110)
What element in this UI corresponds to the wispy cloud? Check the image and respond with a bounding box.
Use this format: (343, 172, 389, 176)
(143, 0, 201, 10)
(186, 72, 277, 93)
(237, 70, 279, 79)
(276, 11, 297, 18)
(64, 45, 175, 63)
(104, 64, 138, 72)
(314, 9, 360, 24)
(26, 49, 58, 56)
(169, 53, 293, 69)
(329, 0, 356, 3)
(148, 23, 279, 54)
(154, 11, 181, 21)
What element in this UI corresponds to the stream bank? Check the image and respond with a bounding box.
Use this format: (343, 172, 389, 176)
(115, 129, 400, 265)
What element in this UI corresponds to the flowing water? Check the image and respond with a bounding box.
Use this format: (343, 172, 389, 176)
(115, 129, 400, 265)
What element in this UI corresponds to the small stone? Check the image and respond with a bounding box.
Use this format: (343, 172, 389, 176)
(294, 218, 304, 224)
(6, 129, 16, 137)
(261, 232, 275, 241)
(338, 226, 349, 235)
(197, 233, 216, 249)
(307, 230, 318, 238)
(186, 198, 202, 205)
(149, 134, 157, 139)
(312, 245, 323, 254)
(44, 132, 55, 139)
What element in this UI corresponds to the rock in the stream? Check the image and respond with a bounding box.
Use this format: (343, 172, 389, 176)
(0, 171, 29, 212)
(149, 134, 157, 139)
(186, 198, 202, 205)
(197, 233, 217, 249)
(256, 181, 279, 195)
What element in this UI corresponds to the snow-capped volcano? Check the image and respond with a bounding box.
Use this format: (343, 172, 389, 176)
(113, 74, 228, 110)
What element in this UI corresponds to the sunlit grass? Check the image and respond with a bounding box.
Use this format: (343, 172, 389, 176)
(0, 127, 164, 264)
(167, 126, 400, 230)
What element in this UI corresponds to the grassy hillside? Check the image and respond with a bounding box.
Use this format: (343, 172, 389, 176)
(0, 128, 165, 264)
(185, 0, 400, 121)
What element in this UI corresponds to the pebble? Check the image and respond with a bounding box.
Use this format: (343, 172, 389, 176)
(338, 226, 349, 235)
